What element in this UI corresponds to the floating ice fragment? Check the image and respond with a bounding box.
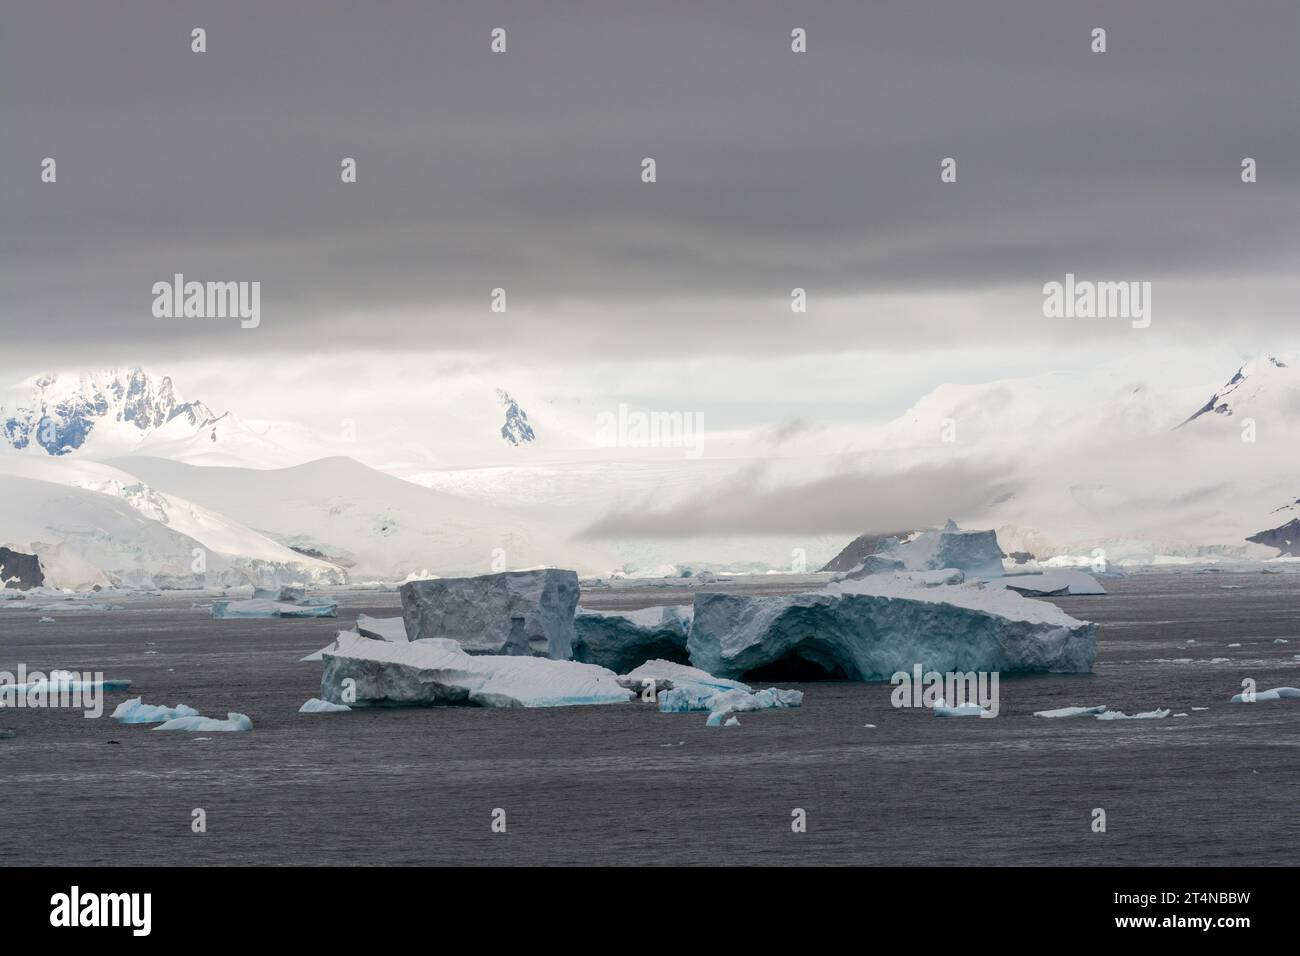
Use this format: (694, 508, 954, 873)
(1230, 686, 1300, 703)
(1033, 704, 1108, 718)
(111, 697, 200, 724)
(154, 712, 253, 732)
(933, 697, 994, 718)
(298, 697, 351, 714)
(1096, 708, 1171, 720)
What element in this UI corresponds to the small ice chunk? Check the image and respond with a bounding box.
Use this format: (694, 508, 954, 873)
(1227, 643, 1242, 648)
(111, 697, 200, 724)
(298, 697, 351, 714)
(211, 598, 337, 619)
(1230, 686, 1300, 703)
(1033, 704, 1108, 719)
(1096, 708, 1171, 720)
(933, 697, 993, 718)
(703, 686, 802, 726)
(39, 616, 55, 624)
(154, 712, 253, 732)
(723, 716, 740, 727)
(1191, 706, 1210, 711)
(1273, 639, 1289, 645)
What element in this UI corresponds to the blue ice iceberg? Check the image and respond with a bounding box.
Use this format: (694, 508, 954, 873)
(1033, 705, 1109, 718)
(212, 597, 337, 619)
(111, 697, 200, 724)
(1096, 708, 1170, 720)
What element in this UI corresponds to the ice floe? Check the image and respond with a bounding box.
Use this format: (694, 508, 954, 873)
(211, 596, 337, 619)
(111, 697, 200, 724)
(298, 697, 351, 714)
(154, 712, 253, 731)
(933, 698, 994, 718)
(319, 629, 631, 708)
(1230, 686, 1300, 703)
(1032, 704, 1109, 718)
(1096, 708, 1171, 720)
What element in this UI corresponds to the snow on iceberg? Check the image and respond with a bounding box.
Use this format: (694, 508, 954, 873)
(356, 614, 407, 642)
(572, 605, 692, 672)
(399, 569, 578, 658)
(687, 574, 1097, 681)
(298, 697, 351, 714)
(1033, 704, 1108, 718)
(211, 597, 337, 619)
(987, 570, 1106, 596)
(874, 520, 1006, 579)
(154, 712, 253, 731)
(111, 697, 200, 724)
(1230, 686, 1300, 703)
(1096, 708, 1171, 720)
(318, 630, 632, 708)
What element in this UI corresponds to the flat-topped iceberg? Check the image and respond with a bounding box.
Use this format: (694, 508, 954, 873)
(356, 614, 407, 642)
(111, 697, 200, 724)
(154, 712, 253, 732)
(987, 570, 1106, 596)
(400, 569, 579, 658)
(211, 597, 337, 619)
(573, 604, 692, 672)
(1033, 704, 1108, 718)
(1230, 686, 1300, 703)
(687, 575, 1097, 681)
(319, 630, 632, 708)
(874, 521, 1006, 579)
(0, 669, 131, 699)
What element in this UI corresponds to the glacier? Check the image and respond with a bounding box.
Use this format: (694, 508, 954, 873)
(687, 574, 1097, 681)
(572, 604, 692, 672)
(400, 569, 579, 658)
(111, 697, 200, 724)
(154, 712, 253, 732)
(319, 630, 633, 708)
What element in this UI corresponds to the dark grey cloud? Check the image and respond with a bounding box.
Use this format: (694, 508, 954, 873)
(1, 0, 1296, 366)
(579, 461, 1012, 538)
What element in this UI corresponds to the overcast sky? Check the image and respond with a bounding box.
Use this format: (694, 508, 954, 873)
(1, 0, 1297, 406)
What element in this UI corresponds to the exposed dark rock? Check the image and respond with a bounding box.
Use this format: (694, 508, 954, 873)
(0, 548, 44, 590)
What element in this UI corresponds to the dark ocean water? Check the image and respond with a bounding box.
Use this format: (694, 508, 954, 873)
(1, 571, 1297, 866)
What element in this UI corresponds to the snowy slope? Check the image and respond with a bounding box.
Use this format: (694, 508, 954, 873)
(0, 463, 343, 590)
(111, 455, 615, 580)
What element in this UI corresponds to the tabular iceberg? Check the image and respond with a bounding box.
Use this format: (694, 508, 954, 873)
(399, 569, 579, 658)
(987, 570, 1106, 596)
(572, 605, 692, 672)
(1033, 704, 1108, 718)
(319, 630, 633, 708)
(874, 521, 1006, 579)
(211, 597, 337, 619)
(687, 575, 1097, 681)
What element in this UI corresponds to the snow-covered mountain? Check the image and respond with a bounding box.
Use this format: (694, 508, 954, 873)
(497, 389, 536, 446)
(0, 368, 215, 457)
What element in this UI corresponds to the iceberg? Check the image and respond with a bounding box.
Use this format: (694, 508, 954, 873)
(838, 554, 907, 580)
(987, 570, 1106, 596)
(319, 630, 632, 708)
(0, 669, 130, 698)
(298, 697, 351, 714)
(1230, 686, 1300, 703)
(687, 575, 1097, 681)
(1033, 704, 1108, 718)
(1096, 708, 1171, 720)
(356, 614, 407, 642)
(701, 686, 803, 726)
(572, 605, 692, 672)
(874, 521, 1006, 579)
(111, 697, 200, 724)
(154, 712, 253, 731)
(400, 569, 579, 658)
(211, 598, 337, 619)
